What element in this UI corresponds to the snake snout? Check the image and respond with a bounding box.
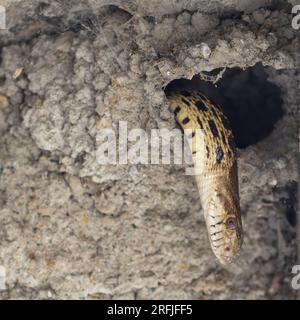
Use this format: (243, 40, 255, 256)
(214, 242, 241, 265)
(208, 215, 242, 265)
(219, 254, 234, 264)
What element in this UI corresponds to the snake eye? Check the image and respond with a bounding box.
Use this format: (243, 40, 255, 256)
(226, 218, 236, 230)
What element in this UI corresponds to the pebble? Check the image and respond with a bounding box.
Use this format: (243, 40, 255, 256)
(199, 43, 211, 59)
(0, 95, 8, 109)
(252, 10, 270, 25)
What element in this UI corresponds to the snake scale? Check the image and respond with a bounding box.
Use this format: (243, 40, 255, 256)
(166, 89, 243, 264)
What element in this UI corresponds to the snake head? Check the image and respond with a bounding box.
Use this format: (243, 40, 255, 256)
(206, 190, 243, 265)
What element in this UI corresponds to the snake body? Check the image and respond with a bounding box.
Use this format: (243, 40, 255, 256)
(166, 89, 243, 264)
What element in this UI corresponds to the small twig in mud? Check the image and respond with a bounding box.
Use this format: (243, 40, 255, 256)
(12, 67, 24, 80)
(199, 67, 226, 84)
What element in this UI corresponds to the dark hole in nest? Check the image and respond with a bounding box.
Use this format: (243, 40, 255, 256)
(164, 63, 284, 149)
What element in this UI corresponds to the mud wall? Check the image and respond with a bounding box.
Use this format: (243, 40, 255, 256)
(0, 0, 299, 299)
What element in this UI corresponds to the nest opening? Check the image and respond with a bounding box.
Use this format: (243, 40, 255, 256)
(164, 63, 284, 149)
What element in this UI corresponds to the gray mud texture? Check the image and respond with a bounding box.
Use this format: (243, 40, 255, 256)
(0, 0, 299, 299)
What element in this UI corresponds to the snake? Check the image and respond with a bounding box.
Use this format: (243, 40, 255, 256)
(166, 89, 243, 264)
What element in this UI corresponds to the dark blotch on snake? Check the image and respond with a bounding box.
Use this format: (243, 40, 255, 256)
(216, 146, 224, 163)
(186, 131, 194, 139)
(221, 131, 227, 145)
(174, 106, 181, 116)
(206, 146, 210, 158)
(175, 119, 184, 133)
(182, 117, 190, 125)
(208, 120, 219, 138)
(197, 117, 203, 129)
(195, 100, 208, 112)
(182, 98, 191, 106)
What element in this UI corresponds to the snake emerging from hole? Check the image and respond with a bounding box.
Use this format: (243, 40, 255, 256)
(166, 89, 243, 264)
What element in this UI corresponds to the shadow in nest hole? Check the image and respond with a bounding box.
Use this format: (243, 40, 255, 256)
(164, 63, 284, 149)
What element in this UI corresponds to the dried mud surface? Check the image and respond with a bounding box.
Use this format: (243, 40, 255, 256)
(0, 0, 299, 299)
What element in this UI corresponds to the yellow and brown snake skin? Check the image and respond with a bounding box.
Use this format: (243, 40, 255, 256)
(166, 89, 243, 264)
